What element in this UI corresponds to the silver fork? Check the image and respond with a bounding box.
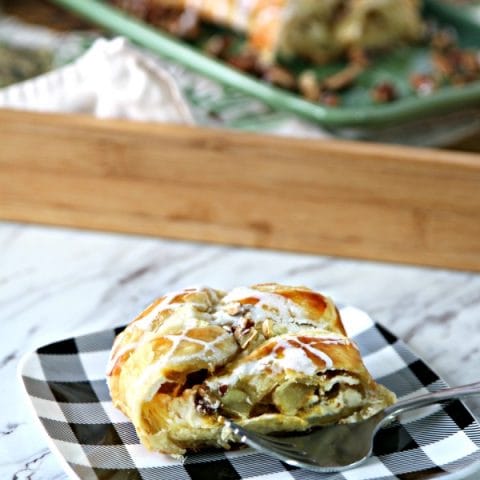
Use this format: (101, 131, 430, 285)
(226, 381, 480, 472)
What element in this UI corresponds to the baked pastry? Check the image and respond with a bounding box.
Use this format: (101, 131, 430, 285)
(107, 283, 396, 456)
(335, 0, 423, 54)
(142, 0, 423, 64)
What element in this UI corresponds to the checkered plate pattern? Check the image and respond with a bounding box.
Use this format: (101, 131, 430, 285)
(19, 306, 480, 480)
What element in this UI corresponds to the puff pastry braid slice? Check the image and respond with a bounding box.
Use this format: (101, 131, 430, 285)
(107, 284, 395, 456)
(144, 0, 423, 64)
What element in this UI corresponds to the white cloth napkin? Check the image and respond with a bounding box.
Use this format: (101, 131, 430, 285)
(0, 17, 331, 139)
(0, 37, 194, 124)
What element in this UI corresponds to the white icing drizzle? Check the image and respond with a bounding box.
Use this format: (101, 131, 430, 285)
(287, 337, 333, 369)
(106, 286, 220, 375)
(208, 334, 346, 389)
(163, 330, 230, 366)
(188, 0, 204, 11)
(184, 0, 257, 31)
(254, 5, 282, 30)
(274, 337, 320, 374)
(109, 285, 351, 402)
(236, 0, 258, 28)
(213, 286, 318, 328)
(135, 329, 233, 392)
(108, 285, 340, 377)
(134, 286, 209, 331)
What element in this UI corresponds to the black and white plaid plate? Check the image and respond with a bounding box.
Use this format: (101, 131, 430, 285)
(19, 306, 480, 480)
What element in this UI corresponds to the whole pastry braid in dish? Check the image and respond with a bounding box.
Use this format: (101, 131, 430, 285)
(107, 284, 396, 457)
(135, 0, 423, 64)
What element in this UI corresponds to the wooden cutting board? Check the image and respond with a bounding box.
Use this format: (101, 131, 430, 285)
(1, 109, 479, 271)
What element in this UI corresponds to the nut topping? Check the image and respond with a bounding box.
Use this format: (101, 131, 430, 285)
(225, 302, 242, 316)
(298, 70, 321, 102)
(262, 319, 273, 338)
(233, 324, 258, 349)
(371, 81, 398, 103)
(194, 386, 220, 415)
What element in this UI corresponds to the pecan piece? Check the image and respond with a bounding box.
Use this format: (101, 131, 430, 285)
(225, 302, 242, 316)
(233, 318, 258, 349)
(194, 386, 220, 415)
(203, 34, 232, 58)
(371, 82, 397, 103)
(298, 70, 321, 102)
(410, 73, 436, 96)
(263, 65, 296, 90)
(322, 63, 365, 92)
(262, 319, 273, 338)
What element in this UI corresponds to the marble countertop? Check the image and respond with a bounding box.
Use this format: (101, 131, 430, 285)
(1, 221, 480, 479)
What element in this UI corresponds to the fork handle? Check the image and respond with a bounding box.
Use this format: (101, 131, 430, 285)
(384, 381, 480, 420)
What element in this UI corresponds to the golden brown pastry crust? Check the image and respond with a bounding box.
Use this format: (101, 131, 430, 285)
(107, 283, 395, 456)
